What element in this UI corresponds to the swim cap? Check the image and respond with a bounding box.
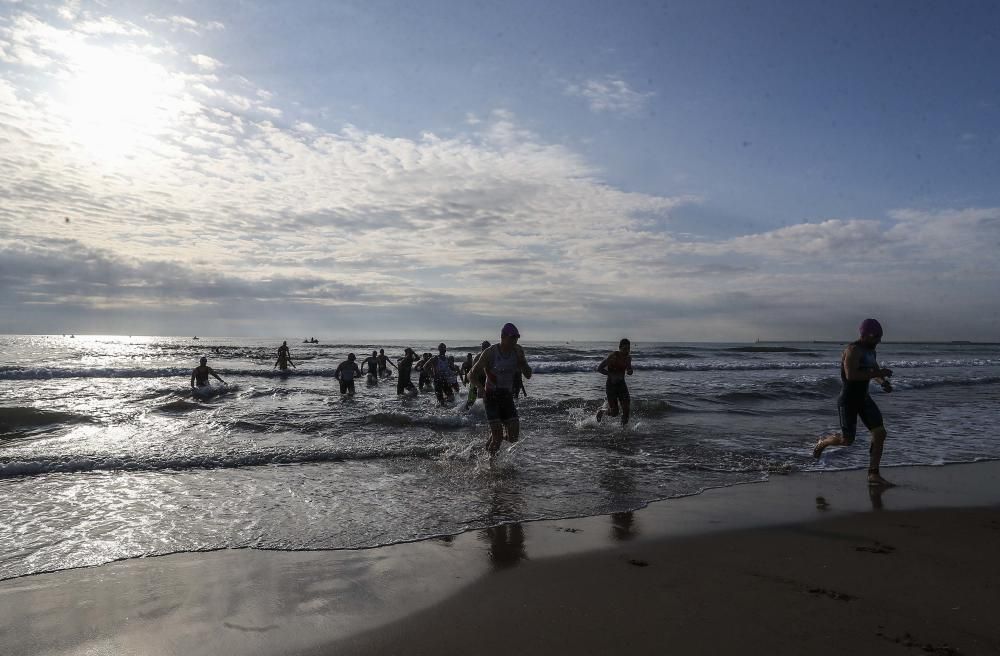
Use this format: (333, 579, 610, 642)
(501, 322, 520, 338)
(859, 318, 883, 338)
(200, 357, 207, 364)
(348, 353, 356, 360)
(438, 343, 447, 350)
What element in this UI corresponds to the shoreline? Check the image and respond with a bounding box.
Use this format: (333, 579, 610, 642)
(2, 461, 999, 655)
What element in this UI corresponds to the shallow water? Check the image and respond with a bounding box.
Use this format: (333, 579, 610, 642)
(1, 335, 998, 580)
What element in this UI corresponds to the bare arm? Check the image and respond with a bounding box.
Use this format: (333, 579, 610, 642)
(516, 345, 532, 379)
(210, 367, 226, 384)
(467, 348, 490, 387)
(190, 369, 196, 387)
(597, 356, 610, 376)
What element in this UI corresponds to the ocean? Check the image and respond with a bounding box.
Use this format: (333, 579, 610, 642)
(1, 335, 998, 581)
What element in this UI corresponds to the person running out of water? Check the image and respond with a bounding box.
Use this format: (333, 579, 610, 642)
(396, 348, 420, 395)
(461, 353, 475, 385)
(596, 338, 634, 426)
(812, 319, 895, 486)
(377, 348, 397, 378)
(191, 356, 226, 389)
(468, 324, 532, 454)
(416, 353, 433, 392)
(425, 343, 456, 403)
(464, 340, 491, 410)
(274, 340, 295, 371)
(361, 350, 379, 385)
(446, 355, 462, 395)
(334, 353, 362, 395)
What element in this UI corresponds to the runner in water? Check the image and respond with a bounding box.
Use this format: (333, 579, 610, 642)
(426, 343, 456, 403)
(334, 353, 362, 395)
(396, 348, 420, 395)
(417, 352, 433, 392)
(468, 324, 532, 454)
(464, 340, 491, 410)
(812, 319, 894, 486)
(190, 356, 226, 389)
(361, 350, 379, 385)
(596, 338, 634, 426)
(274, 340, 295, 371)
(460, 353, 475, 385)
(446, 355, 462, 396)
(376, 349, 396, 379)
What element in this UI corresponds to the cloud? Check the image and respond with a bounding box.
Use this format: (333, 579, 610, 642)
(1, 5, 998, 340)
(190, 53, 222, 71)
(565, 75, 654, 115)
(144, 14, 225, 35)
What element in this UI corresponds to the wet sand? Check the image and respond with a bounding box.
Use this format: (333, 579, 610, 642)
(2, 462, 999, 655)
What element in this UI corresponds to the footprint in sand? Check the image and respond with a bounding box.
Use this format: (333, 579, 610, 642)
(855, 541, 895, 554)
(807, 587, 856, 602)
(628, 559, 649, 567)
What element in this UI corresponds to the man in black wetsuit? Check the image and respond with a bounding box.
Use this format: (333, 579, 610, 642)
(812, 319, 894, 486)
(377, 349, 396, 378)
(361, 351, 379, 385)
(274, 341, 295, 371)
(396, 348, 419, 395)
(190, 357, 226, 389)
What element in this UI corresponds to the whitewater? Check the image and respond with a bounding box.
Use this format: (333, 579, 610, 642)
(1, 334, 998, 581)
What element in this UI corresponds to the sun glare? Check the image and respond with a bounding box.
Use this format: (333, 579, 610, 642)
(57, 45, 186, 163)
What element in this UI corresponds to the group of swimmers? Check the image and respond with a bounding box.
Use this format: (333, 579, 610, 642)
(192, 318, 895, 482)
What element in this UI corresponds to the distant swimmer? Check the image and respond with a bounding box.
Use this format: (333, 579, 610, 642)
(191, 356, 226, 390)
(396, 348, 420, 395)
(377, 348, 397, 379)
(416, 352, 433, 392)
(596, 338, 634, 427)
(426, 343, 456, 404)
(812, 319, 895, 486)
(274, 340, 296, 371)
(464, 340, 491, 410)
(467, 323, 532, 455)
(361, 351, 379, 386)
(334, 353, 362, 395)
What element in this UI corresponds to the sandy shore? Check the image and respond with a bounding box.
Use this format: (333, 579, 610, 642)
(2, 462, 999, 655)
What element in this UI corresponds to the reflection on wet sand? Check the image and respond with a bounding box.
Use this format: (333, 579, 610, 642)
(610, 511, 638, 541)
(483, 522, 527, 569)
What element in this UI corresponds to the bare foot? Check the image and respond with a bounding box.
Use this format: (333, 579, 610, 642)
(596, 409, 605, 423)
(812, 439, 826, 459)
(867, 472, 894, 487)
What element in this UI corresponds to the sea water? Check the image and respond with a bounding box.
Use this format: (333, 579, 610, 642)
(1, 335, 998, 580)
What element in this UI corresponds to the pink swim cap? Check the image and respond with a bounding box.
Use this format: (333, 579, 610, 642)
(859, 318, 883, 338)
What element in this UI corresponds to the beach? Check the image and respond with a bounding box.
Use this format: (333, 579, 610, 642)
(2, 461, 998, 655)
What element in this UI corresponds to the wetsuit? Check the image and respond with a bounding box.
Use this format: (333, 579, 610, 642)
(417, 359, 432, 391)
(336, 362, 360, 394)
(396, 355, 417, 395)
(605, 353, 631, 409)
(431, 356, 455, 402)
(837, 341, 883, 443)
(276, 345, 291, 370)
(193, 366, 210, 387)
(362, 357, 379, 384)
(484, 346, 520, 423)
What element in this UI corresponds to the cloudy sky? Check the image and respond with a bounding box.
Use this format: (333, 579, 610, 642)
(1, 0, 998, 341)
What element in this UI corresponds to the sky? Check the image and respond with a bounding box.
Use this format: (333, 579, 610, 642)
(1, 0, 998, 341)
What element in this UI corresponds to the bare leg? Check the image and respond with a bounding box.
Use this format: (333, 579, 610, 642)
(812, 433, 846, 458)
(599, 398, 619, 424)
(487, 421, 505, 454)
(620, 398, 631, 427)
(505, 418, 520, 444)
(867, 427, 893, 486)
